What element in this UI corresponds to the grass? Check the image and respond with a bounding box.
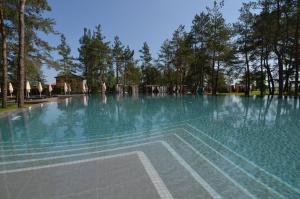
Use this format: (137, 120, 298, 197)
(217, 90, 266, 96)
(0, 102, 18, 113)
(217, 92, 246, 96)
(0, 102, 29, 113)
(217, 90, 300, 96)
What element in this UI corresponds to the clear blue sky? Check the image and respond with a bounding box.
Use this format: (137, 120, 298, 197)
(43, 0, 249, 83)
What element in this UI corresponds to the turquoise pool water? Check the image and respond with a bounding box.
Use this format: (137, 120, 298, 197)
(0, 95, 299, 199)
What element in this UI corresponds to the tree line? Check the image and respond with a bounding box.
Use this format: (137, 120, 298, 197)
(67, 0, 300, 96)
(0, 0, 57, 108)
(1, 0, 300, 109)
(154, 0, 300, 97)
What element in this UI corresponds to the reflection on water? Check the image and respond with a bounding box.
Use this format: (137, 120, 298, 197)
(0, 95, 299, 189)
(102, 94, 107, 104)
(0, 95, 299, 143)
(83, 95, 88, 107)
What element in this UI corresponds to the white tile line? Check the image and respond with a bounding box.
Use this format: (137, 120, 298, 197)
(0, 151, 139, 174)
(177, 129, 285, 199)
(0, 137, 164, 166)
(0, 117, 208, 146)
(1, 125, 296, 198)
(0, 125, 183, 148)
(137, 151, 174, 199)
(173, 135, 257, 199)
(0, 127, 159, 146)
(1, 150, 175, 199)
(185, 123, 300, 196)
(0, 116, 206, 146)
(0, 128, 182, 157)
(160, 142, 223, 199)
(0, 140, 220, 199)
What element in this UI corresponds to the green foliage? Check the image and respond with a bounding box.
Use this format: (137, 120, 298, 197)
(126, 62, 141, 85)
(139, 42, 157, 84)
(112, 36, 124, 84)
(139, 42, 152, 70)
(155, 2, 233, 94)
(0, 102, 26, 112)
(1, 0, 57, 85)
(143, 67, 161, 85)
(57, 34, 76, 79)
(78, 25, 111, 93)
(105, 70, 116, 92)
(2, 0, 299, 98)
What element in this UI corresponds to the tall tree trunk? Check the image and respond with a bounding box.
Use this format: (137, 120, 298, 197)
(283, 55, 293, 93)
(214, 60, 220, 94)
(0, 0, 8, 108)
(283, 9, 291, 94)
(294, 0, 300, 96)
(116, 63, 119, 85)
(17, 0, 26, 108)
(180, 65, 183, 94)
(245, 49, 250, 96)
(275, 0, 284, 97)
(265, 55, 275, 95)
(276, 52, 284, 96)
(200, 60, 204, 91)
(260, 46, 264, 96)
(267, 73, 271, 95)
(211, 50, 216, 95)
(123, 62, 126, 95)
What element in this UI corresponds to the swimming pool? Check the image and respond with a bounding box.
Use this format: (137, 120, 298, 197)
(0, 95, 299, 199)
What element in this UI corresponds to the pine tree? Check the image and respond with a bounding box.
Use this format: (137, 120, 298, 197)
(207, 0, 232, 95)
(57, 34, 75, 83)
(294, 0, 300, 96)
(0, 0, 56, 108)
(17, 0, 26, 108)
(190, 12, 211, 91)
(112, 36, 124, 84)
(139, 42, 153, 84)
(78, 28, 92, 76)
(122, 45, 134, 91)
(0, 0, 8, 108)
(157, 39, 175, 88)
(139, 42, 152, 70)
(78, 25, 110, 93)
(235, 3, 255, 96)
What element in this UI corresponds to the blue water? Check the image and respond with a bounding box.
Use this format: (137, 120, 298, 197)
(0, 95, 299, 198)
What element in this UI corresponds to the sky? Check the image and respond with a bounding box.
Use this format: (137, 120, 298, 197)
(42, 0, 249, 83)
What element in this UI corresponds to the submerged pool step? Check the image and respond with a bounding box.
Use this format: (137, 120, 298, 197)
(0, 141, 163, 173)
(179, 124, 300, 199)
(165, 135, 255, 199)
(0, 128, 183, 163)
(0, 130, 193, 173)
(0, 132, 167, 158)
(0, 119, 198, 146)
(0, 125, 183, 152)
